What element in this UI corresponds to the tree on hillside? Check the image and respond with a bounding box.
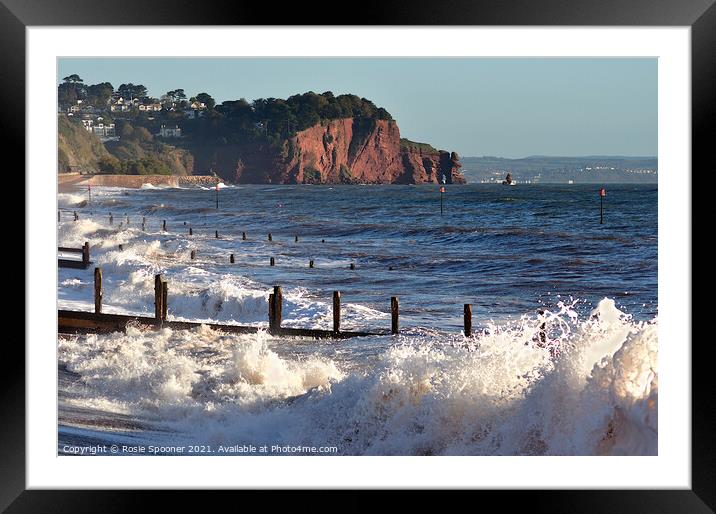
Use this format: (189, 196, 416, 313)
(163, 89, 187, 109)
(196, 92, 215, 110)
(117, 83, 148, 101)
(58, 75, 87, 106)
(62, 74, 83, 84)
(86, 82, 114, 108)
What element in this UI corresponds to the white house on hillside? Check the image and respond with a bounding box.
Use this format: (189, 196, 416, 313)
(158, 124, 182, 138)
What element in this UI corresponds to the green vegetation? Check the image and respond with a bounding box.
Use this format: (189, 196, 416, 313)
(58, 75, 396, 177)
(399, 138, 439, 154)
(57, 115, 111, 173)
(303, 166, 321, 184)
(339, 164, 354, 184)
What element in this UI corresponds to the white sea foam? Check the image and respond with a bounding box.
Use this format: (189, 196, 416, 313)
(58, 299, 657, 455)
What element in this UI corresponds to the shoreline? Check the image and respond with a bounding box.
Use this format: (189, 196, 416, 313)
(58, 173, 220, 191)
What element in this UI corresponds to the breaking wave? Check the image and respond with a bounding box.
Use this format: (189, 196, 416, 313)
(58, 298, 657, 455)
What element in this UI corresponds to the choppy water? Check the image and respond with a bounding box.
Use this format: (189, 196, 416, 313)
(57, 183, 658, 456)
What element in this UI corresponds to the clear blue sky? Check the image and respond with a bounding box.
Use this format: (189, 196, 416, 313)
(58, 57, 657, 158)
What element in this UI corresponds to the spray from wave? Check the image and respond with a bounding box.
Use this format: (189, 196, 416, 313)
(58, 298, 657, 455)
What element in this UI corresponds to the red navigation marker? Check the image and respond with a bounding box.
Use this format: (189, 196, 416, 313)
(440, 186, 445, 193)
(599, 187, 606, 197)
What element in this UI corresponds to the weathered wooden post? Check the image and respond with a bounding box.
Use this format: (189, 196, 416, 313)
(73, 211, 78, 221)
(125, 214, 129, 225)
(391, 296, 399, 335)
(162, 220, 167, 231)
(309, 260, 314, 268)
(94, 267, 102, 314)
(190, 250, 196, 260)
(230, 253, 235, 263)
(269, 286, 282, 334)
(270, 257, 275, 266)
(295, 235, 299, 242)
(215, 230, 219, 239)
(189, 227, 193, 236)
(154, 274, 163, 322)
(82, 242, 90, 266)
(464, 304, 472, 337)
(161, 280, 168, 321)
(537, 309, 547, 345)
(333, 291, 341, 333)
(274, 286, 282, 331)
(242, 232, 247, 240)
(141, 217, 146, 231)
(268, 233, 272, 241)
(268, 293, 275, 330)
(118, 244, 123, 251)
(349, 263, 356, 270)
(109, 213, 113, 225)
(58, 210, 60, 222)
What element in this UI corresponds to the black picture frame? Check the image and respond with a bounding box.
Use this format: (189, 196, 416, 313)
(5, 0, 708, 510)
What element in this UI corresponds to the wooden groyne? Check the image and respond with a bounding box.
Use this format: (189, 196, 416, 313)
(58, 242, 90, 269)
(58, 270, 389, 339)
(59, 214, 481, 339)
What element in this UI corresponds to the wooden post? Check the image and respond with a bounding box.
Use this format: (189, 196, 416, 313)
(268, 293, 275, 331)
(391, 297, 399, 334)
(270, 257, 275, 266)
(230, 253, 235, 263)
(109, 213, 113, 225)
(118, 244, 123, 251)
(82, 242, 90, 265)
(141, 217, 146, 231)
(190, 250, 196, 260)
(538, 309, 547, 345)
(349, 263, 355, 270)
(274, 286, 282, 330)
(215, 230, 219, 238)
(309, 260, 314, 268)
(464, 304, 472, 337)
(94, 267, 102, 314)
(73, 211, 78, 221)
(333, 291, 341, 333)
(161, 280, 168, 321)
(295, 235, 299, 242)
(162, 220, 167, 231)
(242, 231, 247, 240)
(154, 274, 163, 322)
(268, 233, 272, 241)
(125, 214, 129, 225)
(189, 227, 193, 235)
(321, 239, 325, 243)
(269, 286, 282, 334)
(58, 210, 60, 222)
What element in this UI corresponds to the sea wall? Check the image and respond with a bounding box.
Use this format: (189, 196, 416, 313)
(78, 175, 219, 188)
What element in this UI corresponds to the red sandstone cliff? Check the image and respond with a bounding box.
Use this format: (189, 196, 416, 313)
(191, 118, 464, 185)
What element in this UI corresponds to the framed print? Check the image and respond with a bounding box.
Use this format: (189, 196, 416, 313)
(5, 0, 710, 510)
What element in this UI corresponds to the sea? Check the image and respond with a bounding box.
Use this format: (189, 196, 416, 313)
(57, 183, 658, 456)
